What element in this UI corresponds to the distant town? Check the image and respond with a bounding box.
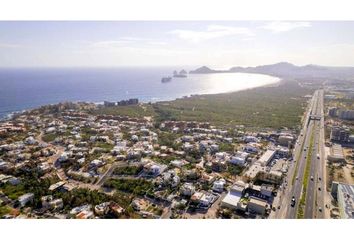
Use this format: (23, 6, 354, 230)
(1, 68, 354, 219)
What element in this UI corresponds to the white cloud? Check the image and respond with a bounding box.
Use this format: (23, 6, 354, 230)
(262, 21, 311, 33)
(90, 37, 167, 49)
(169, 24, 254, 43)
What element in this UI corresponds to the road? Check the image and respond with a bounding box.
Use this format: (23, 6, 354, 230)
(272, 89, 326, 219)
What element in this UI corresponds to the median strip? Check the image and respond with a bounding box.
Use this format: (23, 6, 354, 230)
(297, 129, 314, 219)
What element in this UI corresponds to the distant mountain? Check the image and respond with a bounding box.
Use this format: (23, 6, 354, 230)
(189, 66, 226, 74)
(190, 62, 354, 81)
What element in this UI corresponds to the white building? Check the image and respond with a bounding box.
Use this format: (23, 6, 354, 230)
(229, 151, 249, 166)
(18, 193, 34, 207)
(212, 179, 226, 193)
(181, 183, 195, 196)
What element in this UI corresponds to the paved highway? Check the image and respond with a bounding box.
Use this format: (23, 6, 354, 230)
(272, 89, 326, 219)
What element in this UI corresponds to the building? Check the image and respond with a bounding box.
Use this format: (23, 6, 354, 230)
(247, 197, 268, 215)
(18, 193, 34, 207)
(180, 183, 195, 196)
(243, 143, 259, 153)
(261, 184, 273, 197)
(278, 134, 294, 147)
(330, 126, 350, 142)
(338, 110, 354, 120)
(331, 182, 354, 219)
(328, 107, 338, 117)
(229, 151, 249, 166)
(258, 150, 276, 167)
(327, 144, 345, 163)
(258, 170, 283, 184)
(117, 98, 139, 106)
(212, 179, 226, 193)
(104, 101, 116, 107)
(221, 181, 248, 210)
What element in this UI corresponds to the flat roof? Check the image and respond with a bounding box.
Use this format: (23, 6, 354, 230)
(221, 191, 242, 207)
(249, 197, 268, 207)
(258, 150, 276, 166)
(337, 183, 354, 219)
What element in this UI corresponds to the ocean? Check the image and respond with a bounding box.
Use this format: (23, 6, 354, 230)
(0, 67, 280, 119)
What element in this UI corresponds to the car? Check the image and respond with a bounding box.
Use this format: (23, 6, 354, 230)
(296, 176, 299, 180)
(318, 177, 321, 181)
(291, 196, 296, 207)
(311, 176, 314, 181)
(318, 187, 321, 191)
(318, 207, 322, 212)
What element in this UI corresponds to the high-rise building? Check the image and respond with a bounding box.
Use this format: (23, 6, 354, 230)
(338, 110, 354, 120)
(328, 107, 338, 117)
(330, 126, 350, 142)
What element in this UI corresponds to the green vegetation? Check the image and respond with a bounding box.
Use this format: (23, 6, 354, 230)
(153, 81, 311, 129)
(90, 105, 156, 118)
(104, 178, 153, 196)
(58, 188, 110, 209)
(226, 163, 244, 176)
(219, 143, 234, 152)
(292, 135, 306, 186)
(42, 133, 57, 142)
(0, 205, 11, 217)
(1, 183, 26, 200)
(94, 142, 114, 151)
(297, 130, 314, 219)
(158, 131, 181, 148)
(113, 165, 143, 176)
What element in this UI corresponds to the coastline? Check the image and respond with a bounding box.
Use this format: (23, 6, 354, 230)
(0, 73, 281, 121)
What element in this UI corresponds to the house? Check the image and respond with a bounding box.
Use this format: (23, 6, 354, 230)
(212, 179, 226, 193)
(94, 202, 110, 216)
(244, 136, 259, 143)
(244, 144, 259, 153)
(49, 181, 66, 191)
(110, 202, 125, 216)
(229, 151, 249, 166)
(90, 159, 105, 169)
(221, 181, 247, 210)
(143, 163, 166, 177)
(76, 210, 94, 219)
(70, 204, 92, 216)
(162, 170, 180, 188)
(170, 159, 186, 168)
(18, 193, 34, 207)
(180, 183, 195, 196)
(41, 195, 64, 210)
(247, 197, 268, 215)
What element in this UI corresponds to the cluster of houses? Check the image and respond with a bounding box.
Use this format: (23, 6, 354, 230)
(0, 102, 296, 219)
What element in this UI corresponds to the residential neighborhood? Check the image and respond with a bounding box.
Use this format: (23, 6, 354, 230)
(0, 102, 296, 219)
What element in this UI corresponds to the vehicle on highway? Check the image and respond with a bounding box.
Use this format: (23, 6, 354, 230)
(319, 207, 322, 212)
(317, 153, 320, 159)
(311, 176, 314, 181)
(296, 176, 299, 180)
(291, 196, 296, 207)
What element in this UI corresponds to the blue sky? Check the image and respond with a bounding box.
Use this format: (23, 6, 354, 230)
(1, 21, 354, 68)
